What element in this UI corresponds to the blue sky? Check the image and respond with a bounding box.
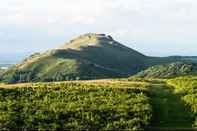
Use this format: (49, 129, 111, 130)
(0, 0, 197, 56)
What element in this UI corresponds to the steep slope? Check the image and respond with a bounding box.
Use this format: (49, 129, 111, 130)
(0, 33, 148, 83)
(133, 62, 197, 78)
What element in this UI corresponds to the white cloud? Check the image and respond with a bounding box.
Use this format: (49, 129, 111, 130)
(0, 0, 109, 25)
(1, 0, 197, 27)
(0, 0, 197, 56)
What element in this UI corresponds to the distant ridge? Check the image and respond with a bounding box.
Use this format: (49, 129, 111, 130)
(0, 33, 191, 83)
(133, 62, 197, 78)
(0, 33, 149, 83)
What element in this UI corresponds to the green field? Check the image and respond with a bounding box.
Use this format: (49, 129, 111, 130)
(0, 78, 197, 130)
(0, 81, 152, 130)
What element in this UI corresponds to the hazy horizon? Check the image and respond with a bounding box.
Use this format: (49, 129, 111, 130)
(1, 0, 197, 56)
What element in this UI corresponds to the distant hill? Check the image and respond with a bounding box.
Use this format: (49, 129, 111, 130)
(133, 62, 197, 78)
(181, 56, 197, 62)
(0, 33, 192, 83)
(165, 56, 197, 62)
(0, 33, 150, 83)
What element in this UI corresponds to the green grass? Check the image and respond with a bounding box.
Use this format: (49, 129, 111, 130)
(127, 78, 197, 131)
(0, 82, 152, 130)
(167, 77, 197, 127)
(1, 76, 197, 130)
(149, 83, 193, 128)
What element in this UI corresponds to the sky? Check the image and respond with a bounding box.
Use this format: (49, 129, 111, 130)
(0, 0, 197, 56)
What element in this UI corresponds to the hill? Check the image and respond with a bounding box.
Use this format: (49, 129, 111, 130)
(133, 62, 197, 78)
(0, 33, 150, 83)
(1, 33, 190, 83)
(181, 56, 197, 62)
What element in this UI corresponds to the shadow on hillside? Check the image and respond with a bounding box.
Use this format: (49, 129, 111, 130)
(52, 45, 146, 76)
(147, 82, 194, 130)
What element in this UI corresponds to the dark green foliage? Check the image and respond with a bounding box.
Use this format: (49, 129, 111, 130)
(1, 76, 197, 129)
(133, 62, 197, 78)
(180, 56, 197, 62)
(0, 68, 19, 83)
(149, 83, 194, 128)
(0, 82, 152, 130)
(127, 77, 197, 130)
(167, 77, 197, 127)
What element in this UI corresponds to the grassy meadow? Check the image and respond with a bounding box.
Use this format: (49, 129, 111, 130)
(0, 78, 197, 130)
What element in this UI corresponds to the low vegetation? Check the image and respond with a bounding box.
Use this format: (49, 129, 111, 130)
(0, 81, 152, 130)
(167, 77, 197, 127)
(128, 77, 197, 130)
(133, 62, 197, 78)
(1, 77, 197, 130)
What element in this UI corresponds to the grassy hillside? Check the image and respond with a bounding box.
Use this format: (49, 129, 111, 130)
(0, 81, 152, 130)
(1, 78, 197, 130)
(1, 56, 121, 83)
(133, 62, 197, 78)
(0, 33, 149, 83)
(1, 33, 190, 83)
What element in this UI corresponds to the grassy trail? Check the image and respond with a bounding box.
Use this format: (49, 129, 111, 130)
(148, 82, 194, 130)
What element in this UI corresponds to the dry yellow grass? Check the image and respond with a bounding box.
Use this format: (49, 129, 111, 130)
(0, 79, 149, 89)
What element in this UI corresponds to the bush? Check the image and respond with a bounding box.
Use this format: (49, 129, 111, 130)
(167, 76, 197, 127)
(0, 82, 152, 130)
